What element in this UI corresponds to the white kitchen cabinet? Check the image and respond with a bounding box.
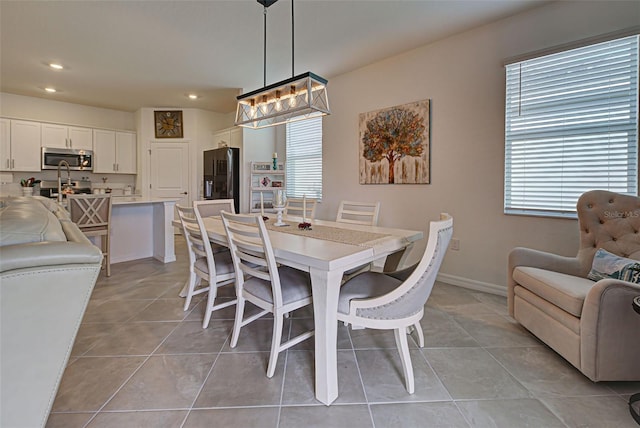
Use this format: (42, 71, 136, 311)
(209, 127, 242, 150)
(41, 123, 93, 150)
(115, 131, 137, 174)
(93, 129, 136, 174)
(0, 119, 41, 172)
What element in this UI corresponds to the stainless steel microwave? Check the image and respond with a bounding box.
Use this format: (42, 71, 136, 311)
(41, 147, 93, 171)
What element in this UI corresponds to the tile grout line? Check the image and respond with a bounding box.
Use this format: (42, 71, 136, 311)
(79, 284, 188, 428)
(179, 328, 231, 428)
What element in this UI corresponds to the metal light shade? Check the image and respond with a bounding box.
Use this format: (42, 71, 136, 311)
(235, 71, 330, 129)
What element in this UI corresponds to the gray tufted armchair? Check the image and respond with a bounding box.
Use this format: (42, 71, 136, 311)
(508, 190, 640, 382)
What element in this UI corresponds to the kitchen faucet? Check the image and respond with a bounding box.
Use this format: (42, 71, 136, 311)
(57, 160, 71, 203)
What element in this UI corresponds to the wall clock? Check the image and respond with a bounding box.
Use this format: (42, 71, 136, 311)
(154, 110, 183, 138)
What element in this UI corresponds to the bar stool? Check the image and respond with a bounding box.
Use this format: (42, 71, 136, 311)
(67, 194, 112, 276)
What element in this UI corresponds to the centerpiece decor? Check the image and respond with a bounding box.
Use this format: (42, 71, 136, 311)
(272, 189, 287, 227)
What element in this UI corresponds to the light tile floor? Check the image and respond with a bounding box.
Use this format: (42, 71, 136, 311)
(46, 237, 640, 428)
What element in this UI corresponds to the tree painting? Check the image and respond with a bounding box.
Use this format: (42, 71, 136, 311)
(359, 100, 430, 184)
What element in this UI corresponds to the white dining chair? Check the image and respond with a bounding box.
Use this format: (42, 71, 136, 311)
(176, 204, 237, 328)
(336, 200, 382, 280)
(336, 200, 380, 226)
(193, 199, 235, 253)
(283, 197, 317, 222)
(193, 199, 235, 217)
(337, 213, 453, 393)
(221, 211, 314, 378)
(67, 194, 112, 276)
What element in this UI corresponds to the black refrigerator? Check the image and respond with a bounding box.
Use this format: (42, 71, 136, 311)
(203, 147, 240, 213)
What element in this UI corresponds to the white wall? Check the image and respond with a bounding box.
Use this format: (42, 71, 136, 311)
(0, 93, 135, 130)
(0, 92, 138, 193)
(320, 1, 640, 292)
(135, 107, 230, 202)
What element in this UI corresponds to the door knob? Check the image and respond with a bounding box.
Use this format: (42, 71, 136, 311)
(181, 192, 188, 195)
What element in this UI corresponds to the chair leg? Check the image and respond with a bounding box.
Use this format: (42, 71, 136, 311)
(394, 327, 415, 394)
(202, 284, 218, 329)
(183, 274, 198, 311)
(267, 313, 284, 378)
(230, 297, 245, 348)
(413, 321, 424, 348)
(104, 234, 111, 277)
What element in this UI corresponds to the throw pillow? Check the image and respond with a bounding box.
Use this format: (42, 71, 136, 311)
(588, 248, 640, 283)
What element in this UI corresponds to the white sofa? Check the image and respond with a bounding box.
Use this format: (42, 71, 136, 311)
(0, 196, 103, 428)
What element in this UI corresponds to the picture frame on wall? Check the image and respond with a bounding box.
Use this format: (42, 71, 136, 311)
(359, 99, 430, 184)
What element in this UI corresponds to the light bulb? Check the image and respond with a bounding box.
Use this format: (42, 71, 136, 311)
(289, 85, 297, 108)
(259, 95, 268, 114)
(275, 90, 282, 111)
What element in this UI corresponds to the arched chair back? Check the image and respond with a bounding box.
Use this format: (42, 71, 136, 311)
(337, 213, 453, 393)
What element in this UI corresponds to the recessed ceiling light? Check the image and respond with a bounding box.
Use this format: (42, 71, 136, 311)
(44, 87, 57, 93)
(188, 94, 198, 100)
(49, 63, 64, 70)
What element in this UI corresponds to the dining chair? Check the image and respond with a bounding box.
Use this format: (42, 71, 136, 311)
(283, 197, 317, 222)
(220, 211, 314, 378)
(176, 204, 237, 328)
(193, 199, 236, 254)
(336, 200, 381, 226)
(67, 194, 112, 276)
(337, 213, 453, 393)
(193, 199, 235, 217)
(337, 200, 382, 280)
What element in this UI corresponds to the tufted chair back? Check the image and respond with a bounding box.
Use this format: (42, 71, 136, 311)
(576, 190, 640, 276)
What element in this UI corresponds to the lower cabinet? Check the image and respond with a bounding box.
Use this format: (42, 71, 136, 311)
(93, 129, 137, 174)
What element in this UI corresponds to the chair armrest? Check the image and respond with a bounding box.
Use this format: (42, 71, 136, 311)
(507, 247, 583, 316)
(580, 279, 640, 381)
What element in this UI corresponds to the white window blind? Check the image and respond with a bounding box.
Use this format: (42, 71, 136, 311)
(286, 117, 323, 200)
(504, 35, 638, 217)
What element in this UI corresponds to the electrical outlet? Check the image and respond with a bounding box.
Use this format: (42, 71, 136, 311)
(450, 238, 460, 251)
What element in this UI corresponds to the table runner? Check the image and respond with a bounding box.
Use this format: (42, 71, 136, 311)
(209, 215, 412, 256)
(263, 218, 390, 246)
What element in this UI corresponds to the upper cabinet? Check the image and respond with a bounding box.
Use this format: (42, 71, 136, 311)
(93, 129, 136, 174)
(208, 127, 242, 151)
(1, 119, 41, 172)
(41, 123, 93, 150)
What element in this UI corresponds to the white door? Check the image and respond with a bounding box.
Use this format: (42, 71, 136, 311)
(150, 142, 190, 230)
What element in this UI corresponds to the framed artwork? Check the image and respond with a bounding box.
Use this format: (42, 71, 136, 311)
(154, 110, 183, 138)
(359, 99, 430, 184)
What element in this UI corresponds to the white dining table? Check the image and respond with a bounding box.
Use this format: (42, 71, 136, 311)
(199, 216, 423, 405)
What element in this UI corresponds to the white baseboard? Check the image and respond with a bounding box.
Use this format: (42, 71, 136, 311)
(436, 273, 507, 297)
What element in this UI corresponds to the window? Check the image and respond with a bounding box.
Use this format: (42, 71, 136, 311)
(286, 117, 323, 200)
(504, 35, 638, 218)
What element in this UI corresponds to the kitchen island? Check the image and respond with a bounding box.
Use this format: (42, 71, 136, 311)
(110, 196, 179, 264)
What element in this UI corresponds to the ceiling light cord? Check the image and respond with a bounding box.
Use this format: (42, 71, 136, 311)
(264, 5, 268, 87)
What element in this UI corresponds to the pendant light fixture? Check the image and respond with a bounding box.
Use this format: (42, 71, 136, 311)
(234, 0, 330, 129)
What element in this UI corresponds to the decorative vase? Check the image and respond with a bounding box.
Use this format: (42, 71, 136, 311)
(22, 187, 33, 196)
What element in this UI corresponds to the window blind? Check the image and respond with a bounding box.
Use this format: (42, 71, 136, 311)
(286, 117, 323, 200)
(504, 35, 638, 217)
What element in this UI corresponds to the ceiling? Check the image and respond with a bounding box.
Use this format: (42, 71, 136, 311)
(0, 0, 549, 114)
